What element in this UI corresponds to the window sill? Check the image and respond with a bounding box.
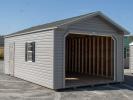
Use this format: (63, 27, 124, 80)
(26, 61, 33, 62)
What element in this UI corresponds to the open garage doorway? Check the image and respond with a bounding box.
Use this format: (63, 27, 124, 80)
(65, 34, 115, 88)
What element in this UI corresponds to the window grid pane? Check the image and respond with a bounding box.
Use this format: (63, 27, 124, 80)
(25, 42, 35, 62)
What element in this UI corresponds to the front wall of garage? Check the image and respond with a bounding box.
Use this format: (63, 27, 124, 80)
(65, 35, 114, 79)
(54, 16, 124, 89)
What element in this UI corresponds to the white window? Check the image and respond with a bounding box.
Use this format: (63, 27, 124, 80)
(25, 42, 35, 62)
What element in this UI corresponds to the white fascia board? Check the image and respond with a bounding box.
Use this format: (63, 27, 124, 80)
(5, 27, 57, 38)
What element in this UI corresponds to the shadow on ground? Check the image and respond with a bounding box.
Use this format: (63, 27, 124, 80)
(58, 83, 133, 92)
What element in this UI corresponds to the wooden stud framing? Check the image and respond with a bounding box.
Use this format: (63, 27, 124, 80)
(97, 37, 100, 76)
(101, 37, 104, 76)
(65, 34, 114, 79)
(85, 37, 88, 74)
(106, 37, 109, 77)
(89, 37, 91, 75)
(93, 37, 95, 75)
(70, 38, 72, 73)
(71, 38, 73, 73)
(78, 38, 80, 73)
(81, 38, 84, 73)
(75, 39, 77, 73)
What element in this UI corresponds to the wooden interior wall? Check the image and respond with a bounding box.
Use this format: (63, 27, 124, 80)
(65, 34, 114, 79)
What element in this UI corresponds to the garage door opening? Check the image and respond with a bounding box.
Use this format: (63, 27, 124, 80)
(65, 34, 114, 87)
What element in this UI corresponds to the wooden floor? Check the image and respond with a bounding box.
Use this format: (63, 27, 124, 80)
(65, 73, 113, 88)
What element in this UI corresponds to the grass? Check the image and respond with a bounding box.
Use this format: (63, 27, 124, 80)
(0, 48, 4, 60)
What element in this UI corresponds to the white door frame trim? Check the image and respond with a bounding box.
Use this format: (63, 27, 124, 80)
(63, 30, 117, 88)
(9, 42, 15, 76)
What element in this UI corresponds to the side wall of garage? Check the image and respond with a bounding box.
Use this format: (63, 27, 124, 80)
(4, 30, 55, 89)
(54, 16, 124, 89)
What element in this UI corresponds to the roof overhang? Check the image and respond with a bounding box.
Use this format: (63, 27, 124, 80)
(5, 27, 57, 38)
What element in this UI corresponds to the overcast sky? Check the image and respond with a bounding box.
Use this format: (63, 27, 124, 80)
(0, 0, 132, 35)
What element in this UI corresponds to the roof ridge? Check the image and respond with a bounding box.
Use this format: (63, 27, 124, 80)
(27, 11, 99, 28)
(6, 11, 99, 36)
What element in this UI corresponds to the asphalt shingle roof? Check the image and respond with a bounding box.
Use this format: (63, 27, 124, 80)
(6, 11, 129, 37)
(7, 12, 97, 36)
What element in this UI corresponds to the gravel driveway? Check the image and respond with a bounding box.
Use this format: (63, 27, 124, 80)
(0, 60, 133, 100)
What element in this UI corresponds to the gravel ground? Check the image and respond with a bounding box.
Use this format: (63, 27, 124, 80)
(0, 61, 133, 100)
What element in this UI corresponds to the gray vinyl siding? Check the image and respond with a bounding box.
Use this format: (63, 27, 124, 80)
(4, 30, 54, 89)
(54, 16, 124, 89)
(4, 41, 9, 74)
(115, 34, 124, 81)
(67, 16, 119, 33)
(54, 29, 66, 89)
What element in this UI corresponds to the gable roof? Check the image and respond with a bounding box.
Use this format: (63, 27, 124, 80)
(5, 11, 130, 37)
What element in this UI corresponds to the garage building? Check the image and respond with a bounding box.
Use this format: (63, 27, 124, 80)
(4, 11, 129, 89)
(129, 42, 133, 72)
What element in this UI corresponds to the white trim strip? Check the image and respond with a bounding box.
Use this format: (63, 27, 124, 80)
(5, 27, 57, 38)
